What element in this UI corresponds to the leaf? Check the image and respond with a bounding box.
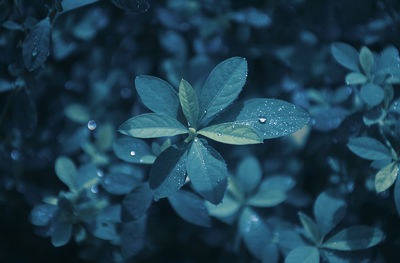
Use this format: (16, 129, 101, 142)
(168, 190, 212, 227)
(76, 163, 100, 190)
(121, 217, 147, 259)
(359, 83, 384, 107)
(311, 107, 350, 132)
(187, 139, 228, 204)
(261, 243, 279, 263)
(359, 46, 374, 76)
(284, 246, 320, 263)
(239, 207, 272, 259)
(135, 75, 179, 117)
(30, 204, 58, 226)
(313, 191, 347, 238)
(179, 79, 199, 128)
(119, 113, 188, 138)
(89, 219, 117, 241)
(375, 162, 399, 193)
(236, 156, 262, 194)
(322, 226, 385, 251)
(55, 156, 77, 191)
(113, 137, 156, 164)
(331, 42, 360, 72)
(394, 175, 400, 216)
(122, 184, 153, 222)
(205, 194, 241, 218)
(61, 0, 100, 12)
(298, 212, 321, 244)
(111, 0, 150, 13)
(278, 230, 307, 252)
(64, 104, 90, 124)
(345, 72, 367, 85)
(51, 222, 73, 247)
(101, 172, 140, 195)
(199, 57, 248, 123)
(22, 17, 51, 72)
(218, 98, 310, 139)
(2, 20, 24, 31)
(198, 122, 263, 145)
(247, 176, 295, 207)
(0, 79, 13, 93)
(347, 137, 391, 160)
(149, 146, 187, 199)
(95, 123, 114, 152)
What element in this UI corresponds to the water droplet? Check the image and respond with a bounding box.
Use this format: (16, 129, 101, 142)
(217, 132, 222, 136)
(97, 170, 104, 178)
(11, 150, 19, 161)
(258, 117, 267, 124)
(87, 120, 97, 130)
(32, 49, 38, 57)
(130, 151, 136, 156)
(91, 185, 99, 194)
(194, 137, 198, 142)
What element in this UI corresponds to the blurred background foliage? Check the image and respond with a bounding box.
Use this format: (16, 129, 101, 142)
(1, 0, 400, 262)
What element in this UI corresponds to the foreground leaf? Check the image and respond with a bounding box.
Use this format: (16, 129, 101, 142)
(187, 139, 228, 204)
(322, 226, 385, 251)
(119, 113, 188, 138)
(375, 162, 399, 193)
(285, 246, 320, 263)
(347, 137, 391, 160)
(198, 122, 262, 145)
(113, 137, 156, 164)
(168, 190, 211, 227)
(179, 79, 199, 128)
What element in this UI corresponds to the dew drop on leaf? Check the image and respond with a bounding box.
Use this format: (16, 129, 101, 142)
(217, 132, 222, 136)
(258, 117, 267, 124)
(97, 170, 104, 178)
(130, 151, 136, 156)
(32, 48, 38, 57)
(91, 184, 99, 193)
(87, 120, 96, 130)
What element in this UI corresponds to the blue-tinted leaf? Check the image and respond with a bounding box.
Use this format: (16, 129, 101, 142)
(22, 17, 51, 72)
(298, 212, 321, 244)
(0, 79, 13, 93)
(55, 156, 77, 191)
(119, 113, 188, 138)
(219, 98, 309, 139)
(2, 20, 24, 31)
(205, 194, 241, 219)
(113, 137, 156, 164)
(278, 230, 307, 252)
(122, 184, 153, 221)
(168, 190, 211, 227)
(199, 57, 248, 123)
(347, 137, 391, 160)
(111, 0, 150, 13)
(360, 83, 384, 107)
(187, 139, 228, 204)
(149, 146, 187, 199)
(331, 42, 359, 72)
(262, 243, 279, 263)
(236, 156, 262, 194)
(121, 216, 147, 259)
(135, 75, 179, 117)
(61, 0, 100, 12)
(101, 172, 140, 195)
(76, 163, 100, 190)
(376, 45, 400, 77)
(198, 123, 263, 145)
(362, 107, 386, 126)
(284, 246, 320, 263)
(322, 226, 385, 251)
(359, 47, 374, 76)
(179, 79, 199, 129)
(239, 207, 271, 259)
(89, 219, 117, 241)
(64, 104, 90, 124)
(345, 72, 367, 85)
(51, 222, 73, 247)
(395, 175, 400, 216)
(313, 191, 347, 237)
(30, 204, 58, 226)
(375, 162, 398, 193)
(95, 123, 114, 151)
(312, 107, 350, 132)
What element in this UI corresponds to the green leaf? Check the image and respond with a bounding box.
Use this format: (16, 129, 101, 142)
(239, 207, 272, 259)
(331, 42, 360, 72)
(187, 139, 228, 204)
(30, 204, 58, 226)
(119, 113, 188, 138)
(298, 212, 321, 245)
(313, 191, 347, 238)
(205, 194, 241, 219)
(55, 156, 77, 191)
(121, 217, 146, 259)
(375, 162, 399, 193)
(135, 75, 179, 118)
(360, 83, 384, 107)
(345, 72, 367, 85)
(22, 17, 51, 72)
(113, 137, 156, 164)
(359, 46, 374, 76)
(347, 137, 391, 160)
(247, 176, 295, 207)
(51, 222, 73, 247)
(284, 246, 320, 263)
(64, 104, 90, 124)
(198, 122, 262, 145)
(122, 184, 153, 222)
(168, 190, 212, 227)
(179, 79, 199, 128)
(322, 226, 385, 251)
(236, 156, 262, 194)
(149, 146, 187, 199)
(101, 172, 140, 195)
(219, 98, 309, 139)
(199, 57, 248, 123)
